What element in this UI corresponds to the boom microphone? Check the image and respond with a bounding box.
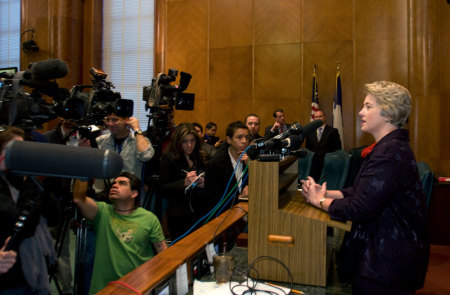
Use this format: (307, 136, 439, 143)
(5, 141, 123, 180)
(273, 122, 302, 140)
(299, 119, 323, 137)
(285, 134, 303, 150)
(30, 59, 69, 81)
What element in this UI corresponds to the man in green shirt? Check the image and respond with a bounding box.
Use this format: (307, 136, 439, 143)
(73, 172, 167, 294)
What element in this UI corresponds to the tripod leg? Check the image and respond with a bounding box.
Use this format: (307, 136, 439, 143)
(49, 205, 73, 295)
(73, 211, 96, 295)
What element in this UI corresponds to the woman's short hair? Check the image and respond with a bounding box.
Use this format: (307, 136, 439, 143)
(365, 81, 411, 128)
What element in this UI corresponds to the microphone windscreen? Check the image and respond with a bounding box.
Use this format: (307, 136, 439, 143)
(5, 141, 123, 180)
(31, 59, 69, 81)
(290, 122, 302, 134)
(301, 119, 323, 137)
(287, 134, 304, 150)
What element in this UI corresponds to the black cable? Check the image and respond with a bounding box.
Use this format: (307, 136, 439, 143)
(228, 256, 294, 295)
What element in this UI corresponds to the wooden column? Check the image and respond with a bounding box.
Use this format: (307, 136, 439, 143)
(408, 0, 441, 172)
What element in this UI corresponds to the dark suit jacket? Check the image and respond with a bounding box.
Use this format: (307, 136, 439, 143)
(305, 124, 341, 181)
(329, 129, 429, 290)
(205, 144, 247, 213)
(263, 123, 291, 140)
(305, 124, 341, 158)
(159, 151, 207, 218)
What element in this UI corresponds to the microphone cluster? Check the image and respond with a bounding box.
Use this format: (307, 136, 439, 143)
(255, 119, 323, 152)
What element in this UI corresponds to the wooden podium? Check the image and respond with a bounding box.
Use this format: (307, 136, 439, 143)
(248, 156, 350, 287)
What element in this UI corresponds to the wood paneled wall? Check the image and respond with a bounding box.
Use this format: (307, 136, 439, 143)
(156, 0, 450, 176)
(18, 0, 450, 176)
(20, 0, 102, 131)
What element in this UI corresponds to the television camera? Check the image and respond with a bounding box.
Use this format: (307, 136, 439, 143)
(0, 60, 70, 130)
(0, 59, 132, 145)
(56, 67, 133, 145)
(142, 68, 195, 148)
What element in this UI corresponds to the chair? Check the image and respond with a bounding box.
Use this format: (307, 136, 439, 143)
(297, 148, 315, 182)
(345, 145, 368, 187)
(319, 149, 352, 190)
(417, 161, 434, 206)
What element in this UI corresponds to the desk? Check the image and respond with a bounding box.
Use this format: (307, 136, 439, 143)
(428, 183, 450, 245)
(97, 203, 248, 295)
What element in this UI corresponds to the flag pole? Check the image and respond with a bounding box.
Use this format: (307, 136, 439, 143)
(311, 65, 319, 121)
(333, 61, 344, 148)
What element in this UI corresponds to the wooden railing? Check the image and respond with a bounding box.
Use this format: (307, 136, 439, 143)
(97, 203, 248, 295)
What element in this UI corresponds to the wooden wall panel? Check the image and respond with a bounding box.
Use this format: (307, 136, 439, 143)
(303, 0, 353, 43)
(209, 0, 253, 49)
(166, 0, 208, 51)
(437, 1, 450, 175)
(254, 0, 302, 45)
(355, 0, 407, 40)
(408, 0, 442, 177)
(208, 46, 253, 129)
(81, 0, 103, 84)
(254, 44, 302, 127)
(21, 0, 50, 68)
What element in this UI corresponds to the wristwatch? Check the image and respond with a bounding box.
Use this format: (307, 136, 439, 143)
(134, 129, 144, 136)
(319, 197, 326, 210)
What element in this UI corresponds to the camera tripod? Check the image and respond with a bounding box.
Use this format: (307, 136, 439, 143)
(49, 202, 95, 295)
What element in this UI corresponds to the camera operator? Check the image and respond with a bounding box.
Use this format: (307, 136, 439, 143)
(93, 111, 155, 196)
(0, 127, 57, 295)
(43, 116, 92, 295)
(44, 118, 91, 147)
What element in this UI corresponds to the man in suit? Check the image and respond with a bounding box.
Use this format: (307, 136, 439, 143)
(245, 113, 262, 143)
(305, 109, 342, 182)
(205, 121, 250, 213)
(263, 108, 291, 140)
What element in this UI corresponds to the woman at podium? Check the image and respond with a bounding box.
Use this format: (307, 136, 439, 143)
(301, 81, 429, 295)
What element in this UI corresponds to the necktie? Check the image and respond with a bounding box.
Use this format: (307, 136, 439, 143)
(317, 127, 323, 141)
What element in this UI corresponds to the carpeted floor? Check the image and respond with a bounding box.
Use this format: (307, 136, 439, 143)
(416, 244, 450, 295)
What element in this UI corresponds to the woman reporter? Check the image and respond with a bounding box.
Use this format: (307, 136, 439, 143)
(301, 81, 429, 294)
(159, 123, 208, 241)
